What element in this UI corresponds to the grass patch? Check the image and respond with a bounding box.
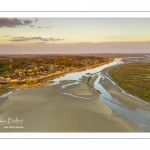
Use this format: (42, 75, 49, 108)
(0, 87, 8, 95)
(109, 62, 150, 102)
(0, 64, 10, 71)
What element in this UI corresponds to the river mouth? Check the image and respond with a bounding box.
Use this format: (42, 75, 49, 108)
(48, 57, 150, 131)
(1, 57, 150, 132)
(94, 73, 150, 132)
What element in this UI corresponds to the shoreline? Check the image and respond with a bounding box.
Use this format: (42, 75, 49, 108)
(0, 58, 113, 96)
(102, 64, 150, 105)
(97, 64, 150, 131)
(0, 57, 144, 131)
(0, 65, 138, 132)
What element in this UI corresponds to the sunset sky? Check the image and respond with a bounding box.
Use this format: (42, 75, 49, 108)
(0, 18, 150, 54)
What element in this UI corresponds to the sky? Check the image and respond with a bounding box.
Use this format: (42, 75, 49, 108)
(0, 18, 150, 54)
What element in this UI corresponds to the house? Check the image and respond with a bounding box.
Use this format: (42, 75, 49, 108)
(28, 69, 32, 73)
(0, 77, 4, 81)
(19, 72, 23, 76)
(10, 79, 19, 84)
(6, 78, 11, 81)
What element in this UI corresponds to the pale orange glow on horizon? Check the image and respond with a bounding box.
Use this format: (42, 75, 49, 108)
(0, 18, 150, 53)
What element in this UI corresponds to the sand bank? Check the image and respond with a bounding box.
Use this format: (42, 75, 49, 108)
(99, 67, 150, 131)
(0, 74, 138, 132)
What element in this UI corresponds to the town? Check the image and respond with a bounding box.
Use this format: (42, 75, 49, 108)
(0, 54, 111, 93)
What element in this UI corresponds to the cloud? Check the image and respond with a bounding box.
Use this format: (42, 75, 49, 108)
(30, 25, 35, 28)
(107, 36, 127, 40)
(48, 38, 64, 41)
(0, 18, 22, 28)
(38, 26, 52, 28)
(35, 18, 38, 22)
(1, 42, 150, 54)
(0, 18, 36, 28)
(23, 19, 32, 25)
(2, 35, 9, 37)
(46, 26, 51, 28)
(9, 36, 64, 42)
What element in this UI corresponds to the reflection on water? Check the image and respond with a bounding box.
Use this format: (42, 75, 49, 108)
(61, 81, 80, 89)
(0, 91, 13, 98)
(63, 93, 91, 100)
(51, 57, 150, 132)
(0, 88, 21, 99)
(93, 69, 150, 132)
(52, 58, 122, 83)
(1, 57, 150, 131)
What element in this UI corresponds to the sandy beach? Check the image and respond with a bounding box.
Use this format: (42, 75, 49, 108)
(0, 72, 138, 132)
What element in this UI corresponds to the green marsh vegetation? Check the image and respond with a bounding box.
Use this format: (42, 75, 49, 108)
(0, 64, 10, 71)
(109, 62, 150, 102)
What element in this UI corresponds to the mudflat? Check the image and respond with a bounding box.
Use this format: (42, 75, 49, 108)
(99, 67, 150, 131)
(0, 74, 138, 132)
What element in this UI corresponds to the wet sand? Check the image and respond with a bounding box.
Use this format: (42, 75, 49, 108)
(99, 67, 150, 131)
(0, 74, 138, 132)
(101, 67, 150, 111)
